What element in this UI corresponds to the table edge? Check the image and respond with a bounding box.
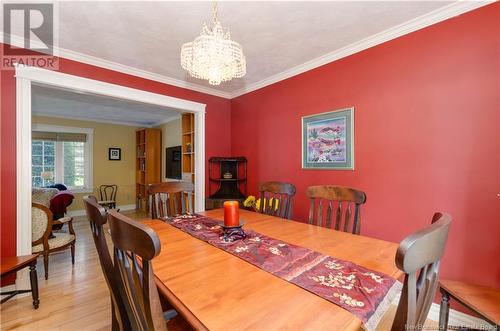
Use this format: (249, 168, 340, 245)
(0, 254, 40, 276)
(155, 276, 208, 331)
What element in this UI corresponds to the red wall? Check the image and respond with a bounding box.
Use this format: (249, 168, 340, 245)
(231, 3, 500, 287)
(1, 4, 499, 289)
(0, 53, 231, 263)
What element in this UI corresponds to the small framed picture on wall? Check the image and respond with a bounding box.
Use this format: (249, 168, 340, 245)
(108, 148, 121, 161)
(302, 107, 354, 170)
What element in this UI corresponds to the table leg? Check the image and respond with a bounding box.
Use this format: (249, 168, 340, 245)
(29, 263, 39, 309)
(439, 289, 450, 330)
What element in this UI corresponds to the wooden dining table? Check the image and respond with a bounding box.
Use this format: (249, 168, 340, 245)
(142, 209, 403, 331)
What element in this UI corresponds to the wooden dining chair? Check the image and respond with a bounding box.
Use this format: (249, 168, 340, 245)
(83, 196, 129, 331)
(99, 184, 118, 210)
(148, 182, 194, 218)
(391, 213, 452, 331)
(31, 202, 76, 279)
(107, 210, 167, 331)
(258, 181, 296, 219)
(306, 185, 367, 234)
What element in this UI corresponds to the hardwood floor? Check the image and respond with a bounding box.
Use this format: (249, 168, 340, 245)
(0, 210, 439, 330)
(0, 210, 148, 331)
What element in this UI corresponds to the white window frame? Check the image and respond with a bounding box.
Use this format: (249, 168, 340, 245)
(32, 124, 93, 193)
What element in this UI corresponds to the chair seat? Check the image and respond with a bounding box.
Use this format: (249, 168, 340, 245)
(32, 233, 75, 253)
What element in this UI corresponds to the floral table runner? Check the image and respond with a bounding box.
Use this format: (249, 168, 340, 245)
(163, 214, 401, 330)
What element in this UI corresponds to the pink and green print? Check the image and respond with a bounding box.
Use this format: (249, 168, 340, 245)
(302, 107, 354, 169)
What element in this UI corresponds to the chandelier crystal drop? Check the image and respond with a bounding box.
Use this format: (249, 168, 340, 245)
(181, 1, 246, 85)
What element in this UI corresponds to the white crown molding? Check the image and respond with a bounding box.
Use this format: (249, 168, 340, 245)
(57, 46, 233, 99)
(229, 0, 495, 98)
(2, 1, 493, 100)
(1, 34, 232, 99)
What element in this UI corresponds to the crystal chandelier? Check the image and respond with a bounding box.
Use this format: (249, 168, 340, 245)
(181, 1, 246, 85)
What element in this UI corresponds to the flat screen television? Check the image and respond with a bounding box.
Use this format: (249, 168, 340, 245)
(165, 146, 182, 180)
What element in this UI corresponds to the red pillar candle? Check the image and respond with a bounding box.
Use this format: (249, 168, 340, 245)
(223, 201, 239, 227)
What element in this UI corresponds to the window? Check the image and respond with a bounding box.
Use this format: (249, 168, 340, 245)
(32, 140, 56, 187)
(63, 141, 86, 187)
(31, 124, 93, 192)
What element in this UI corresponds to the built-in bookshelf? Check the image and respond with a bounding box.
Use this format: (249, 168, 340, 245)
(136, 128, 161, 211)
(181, 113, 195, 205)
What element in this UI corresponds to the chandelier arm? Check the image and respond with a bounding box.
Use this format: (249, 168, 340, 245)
(212, 1, 218, 23)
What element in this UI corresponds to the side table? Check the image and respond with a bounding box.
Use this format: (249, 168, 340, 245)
(439, 279, 499, 330)
(1, 254, 40, 309)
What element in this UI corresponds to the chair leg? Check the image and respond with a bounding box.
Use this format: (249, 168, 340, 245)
(439, 290, 450, 330)
(111, 304, 120, 331)
(71, 242, 75, 265)
(29, 262, 40, 309)
(43, 253, 49, 280)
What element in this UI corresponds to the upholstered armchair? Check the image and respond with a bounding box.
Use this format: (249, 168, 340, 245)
(32, 187, 74, 219)
(32, 203, 76, 279)
(32, 188, 58, 207)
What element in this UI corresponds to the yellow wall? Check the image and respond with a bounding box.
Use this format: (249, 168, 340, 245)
(155, 118, 182, 181)
(32, 116, 138, 211)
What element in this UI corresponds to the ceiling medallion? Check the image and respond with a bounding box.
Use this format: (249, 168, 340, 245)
(180, 1, 246, 85)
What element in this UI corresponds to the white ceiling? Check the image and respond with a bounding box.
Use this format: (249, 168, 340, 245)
(32, 84, 181, 127)
(3, 1, 490, 98)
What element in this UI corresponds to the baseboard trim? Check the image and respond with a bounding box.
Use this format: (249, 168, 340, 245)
(391, 293, 494, 329)
(0, 284, 31, 300)
(67, 203, 137, 217)
(427, 302, 494, 329)
(0, 284, 16, 292)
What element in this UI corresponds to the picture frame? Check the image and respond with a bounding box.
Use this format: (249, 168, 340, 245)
(108, 148, 121, 161)
(302, 107, 354, 170)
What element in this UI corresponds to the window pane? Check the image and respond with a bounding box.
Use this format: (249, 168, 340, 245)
(43, 155, 55, 165)
(63, 142, 86, 188)
(43, 143, 55, 155)
(32, 155, 43, 165)
(32, 176, 43, 187)
(31, 140, 56, 187)
(32, 166, 42, 177)
(32, 142, 43, 155)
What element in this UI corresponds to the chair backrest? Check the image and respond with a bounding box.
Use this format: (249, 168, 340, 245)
(305, 185, 367, 234)
(83, 196, 129, 331)
(32, 202, 52, 245)
(391, 213, 452, 331)
(107, 210, 166, 331)
(258, 181, 296, 219)
(100, 184, 118, 202)
(32, 187, 58, 207)
(148, 181, 194, 218)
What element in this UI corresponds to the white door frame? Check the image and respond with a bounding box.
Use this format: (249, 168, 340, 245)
(15, 64, 206, 287)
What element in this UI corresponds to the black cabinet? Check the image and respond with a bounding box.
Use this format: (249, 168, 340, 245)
(206, 157, 247, 210)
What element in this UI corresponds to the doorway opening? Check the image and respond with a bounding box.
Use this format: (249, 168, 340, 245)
(15, 64, 206, 287)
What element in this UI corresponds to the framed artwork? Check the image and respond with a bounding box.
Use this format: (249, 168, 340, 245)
(108, 148, 121, 161)
(302, 107, 354, 170)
